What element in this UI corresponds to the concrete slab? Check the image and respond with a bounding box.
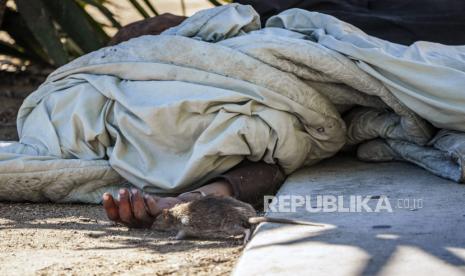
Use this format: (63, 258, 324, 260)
(233, 156, 465, 276)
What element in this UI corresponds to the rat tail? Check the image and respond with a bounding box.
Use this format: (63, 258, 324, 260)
(248, 217, 324, 227)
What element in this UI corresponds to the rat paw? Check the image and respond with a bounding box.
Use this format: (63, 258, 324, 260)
(175, 230, 188, 240)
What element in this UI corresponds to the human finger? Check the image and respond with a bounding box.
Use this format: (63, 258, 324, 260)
(102, 192, 120, 222)
(130, 189, 153, 226)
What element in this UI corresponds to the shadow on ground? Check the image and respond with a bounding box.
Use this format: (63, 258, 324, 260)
(0, 202, 243, 275)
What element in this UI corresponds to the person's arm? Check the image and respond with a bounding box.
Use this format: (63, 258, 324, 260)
(178, 160, 285, 208)
(103, 161, 285, 228)
(215, 160, 285, 207)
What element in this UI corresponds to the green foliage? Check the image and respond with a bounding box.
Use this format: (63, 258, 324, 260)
(207, 0, 224, 6)
(0, 0, 117, 66)
(79, 0, 122, 28)
(0, 0, 225, 67)
(15, 0, 70, 66)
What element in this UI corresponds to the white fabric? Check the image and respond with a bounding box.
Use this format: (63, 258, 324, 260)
(267, 9, 465, 131)
(1, 4, 465, 203)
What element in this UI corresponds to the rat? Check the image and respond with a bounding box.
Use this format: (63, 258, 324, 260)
(152, 195, 324, 243)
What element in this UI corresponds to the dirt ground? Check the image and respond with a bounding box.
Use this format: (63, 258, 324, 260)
(0, 68, 48, 140)
(0, 203, 243, 275)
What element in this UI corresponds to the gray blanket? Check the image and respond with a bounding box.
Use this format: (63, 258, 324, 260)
(1, 4, 464, 203)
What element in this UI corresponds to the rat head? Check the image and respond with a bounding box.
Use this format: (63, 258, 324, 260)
(152, 209, 178, 231)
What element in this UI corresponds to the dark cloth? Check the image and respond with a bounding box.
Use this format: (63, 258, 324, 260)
(108, 13, 187, 46)
(217, 161, 285, 208)
(236, 0, 465, 45)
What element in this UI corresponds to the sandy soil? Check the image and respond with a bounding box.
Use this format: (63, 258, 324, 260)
(0, 68, 50, 140)
(0, 95, 20, 140)
(0, 203, 243, 275)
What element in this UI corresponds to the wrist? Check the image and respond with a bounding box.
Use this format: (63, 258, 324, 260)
(177, 190, 206, 202)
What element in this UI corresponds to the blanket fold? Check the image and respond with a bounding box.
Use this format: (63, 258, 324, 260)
(1, 4, 464, 203)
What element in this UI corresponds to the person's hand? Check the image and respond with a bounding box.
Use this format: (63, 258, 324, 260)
(108, 13, 187, 45)
(102, 188, 183, 228)
(102, 180, 232, 228)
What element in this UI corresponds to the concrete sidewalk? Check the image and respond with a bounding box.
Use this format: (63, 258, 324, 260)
(233, 156, 465, 276)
